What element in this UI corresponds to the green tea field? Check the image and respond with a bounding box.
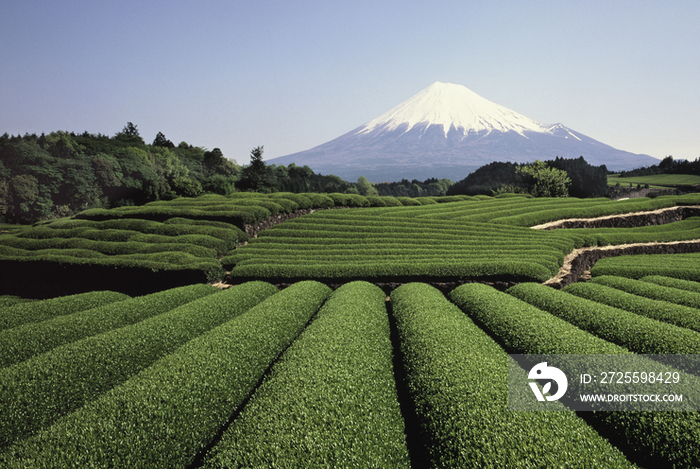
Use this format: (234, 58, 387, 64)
(1, 192, 699, 467)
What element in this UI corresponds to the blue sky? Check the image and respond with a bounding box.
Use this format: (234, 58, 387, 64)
(2, 0, 698, 165)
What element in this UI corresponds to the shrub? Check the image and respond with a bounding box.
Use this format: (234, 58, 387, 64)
(0, 284, 218, 368)
(591, 275, 700, 309)
(449, 283, 700, 467)
(0, 290, 130, 331)
(380, 196, 403, 206)
(268, 192, 313, 210)
(590, 254, 700, 282)
(365, 196, 387, 207)
(391, 283, 633, 467)
(202, 282, 409, 467)
(640, 275, 700, 294)
(0, 281, 330, 468)
(300, 193, 335, 208)
(507, 283, 700, 360)
(563, 281, 700, 333)
(0, 281, 277, 449)
(396, 197, 421, 206)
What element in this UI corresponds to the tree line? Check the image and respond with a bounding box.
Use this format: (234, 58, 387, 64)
(618, 155, 700, 178)
(0, 124, 455, 224)
(447, 156, 609, 198)
(1, 122, 634, 224)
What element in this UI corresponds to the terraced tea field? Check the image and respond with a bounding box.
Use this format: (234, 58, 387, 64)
(227, 194, 700, 284)
(1, 192, 700, 467)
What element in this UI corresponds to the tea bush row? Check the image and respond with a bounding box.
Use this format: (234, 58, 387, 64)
(0, 290, 130, 331)
(0, 235, 217, 258)
(507, 283, 700, 358)
(0, 281, 330, 468)
(390, 283, 633, 468)
(202, 281, 410, 468)
(591, 253, 700, 282)
(0, 284, 218, 368)
(449, 283, 700, 467)
(0, 281, 277, 449)
(491, 195, 700, 226)
(641, 275, 700, 293)
(229, 259, 554, 283)
(591, 275, 700, 308)
(563, 281, 700, 333)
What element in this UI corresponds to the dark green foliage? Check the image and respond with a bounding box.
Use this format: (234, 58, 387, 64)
(0, 281, 329, 468)
(0, 127, 242, 223)
(373, 178, 453, 197)
(563, 281, 700, 333)
(591, 254, 700, 282)
(0, 281, 277, 450)
(396, 196, 421, 206)
(619, 155, 700, 178)
(391, 283, 633, 468)
(449, 283, 700, 467)
(449, 283, 621, 354)
(507, 283, 700, 357)
(447, 161, 524, 196)
(203, 282, 410, 468)
(0, 296, 33, 308)
(0, 290, 130, 331)
(0, 284, 218, 368)
(591, 275, 700, 308)
(641, 275, 700, 294)
(548, 156, 609, 198)
(447, 157, 608, 198)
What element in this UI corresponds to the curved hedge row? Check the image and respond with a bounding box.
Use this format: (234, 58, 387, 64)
(391, 283, 633, 468)
(229, 259, 554, 283)
(491, 195, 699, 226)
(507, 283, 700, 358)
(0, 284, 218, 368)
(0, 281, 277, 450)
(0, 281, 331, 468)
(563, 281, 700, 333)
(590, 254, 700, 281)
(202, 281, 410, 468)
(0, 290, 130, 331)
(449, 283, 700, 467)
(590, 275, 700, 308)
(640, 275, 700, 293)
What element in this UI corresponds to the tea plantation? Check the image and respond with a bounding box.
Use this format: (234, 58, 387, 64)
(1, 192, 700, 467)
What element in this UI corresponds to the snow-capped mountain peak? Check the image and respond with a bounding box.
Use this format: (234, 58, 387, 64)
(357, 82, 549, 137)
(267, 81, 659, 182)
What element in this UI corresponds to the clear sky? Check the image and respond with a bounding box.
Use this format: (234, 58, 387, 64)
(2, 0, 698, 164)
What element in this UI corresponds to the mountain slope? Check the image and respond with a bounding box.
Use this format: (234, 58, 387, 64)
(269, 82, 660, 182)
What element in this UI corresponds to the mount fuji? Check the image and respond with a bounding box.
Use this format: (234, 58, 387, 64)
(268, 82, 660, 182)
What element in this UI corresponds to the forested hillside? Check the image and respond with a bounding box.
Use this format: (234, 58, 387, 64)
(0, 125, 354, 223)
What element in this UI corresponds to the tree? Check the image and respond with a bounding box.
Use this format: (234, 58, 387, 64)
(356, 176, 378, 196)
(517, 160, 571, 197)
(152, 132, 174, 148)
(121, 122, 140, 137)
(240, 146, 268, 191)
(114, 122, 145, 147)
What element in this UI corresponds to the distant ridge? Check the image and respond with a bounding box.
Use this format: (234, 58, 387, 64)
(268, 82, 660, 182)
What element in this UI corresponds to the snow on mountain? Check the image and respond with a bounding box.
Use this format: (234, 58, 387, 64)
(357, 81, 549, 137)
(268, 82, 660, 182)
